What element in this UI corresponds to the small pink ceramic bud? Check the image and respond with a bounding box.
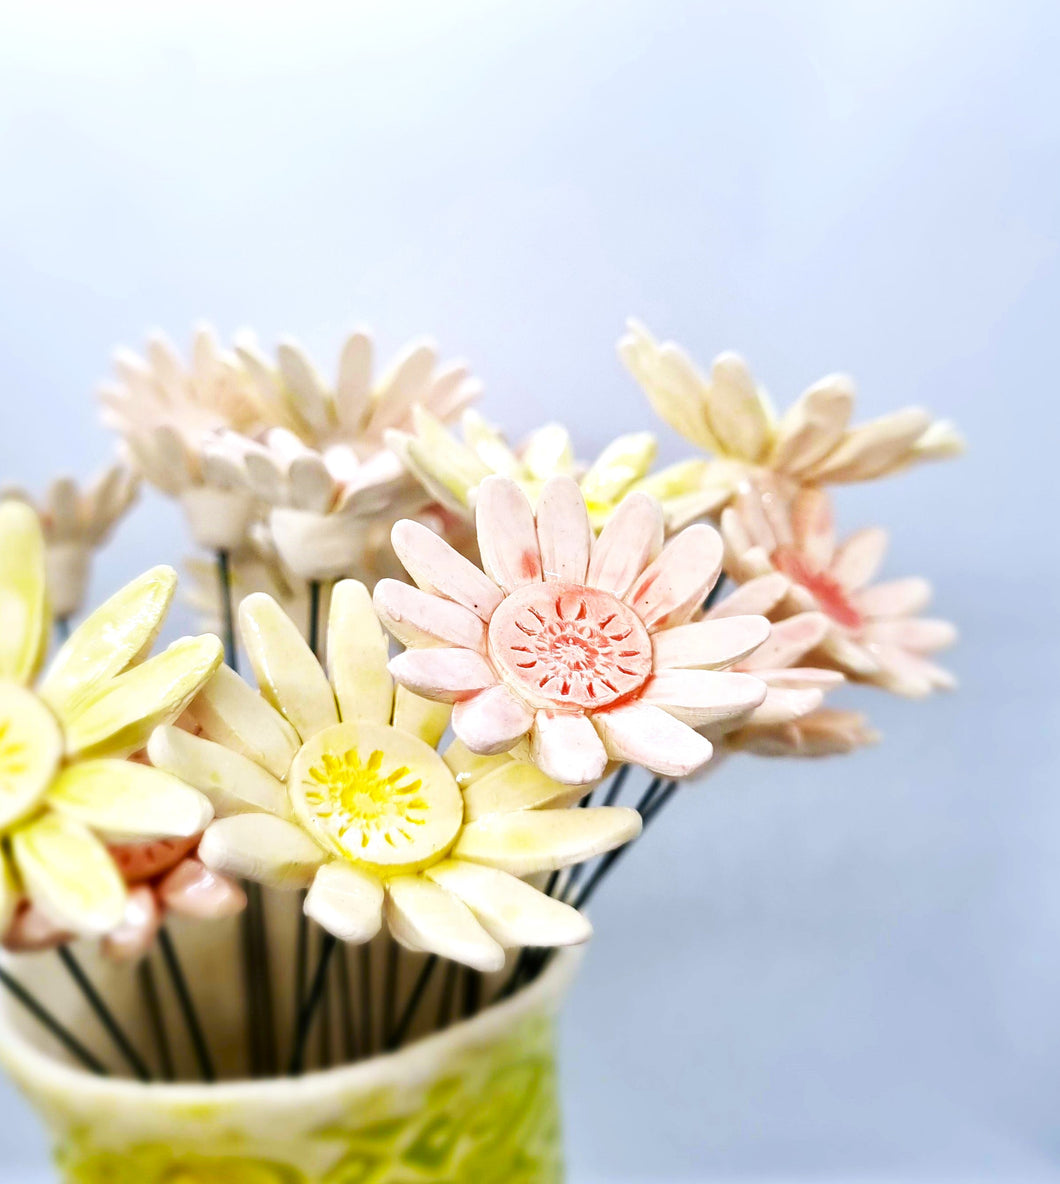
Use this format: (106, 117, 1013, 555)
(101, 886, 161, 963)
(158, 859, 246, 920)
(2, 903, 73, 954)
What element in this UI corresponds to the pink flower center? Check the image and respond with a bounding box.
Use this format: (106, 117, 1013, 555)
(772, 546, 864, 630)
(489, 581, 653, 710)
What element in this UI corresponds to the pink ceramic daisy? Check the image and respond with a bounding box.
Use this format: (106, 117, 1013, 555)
(374, 476, 769, 785)
(721, 484, 957, 697)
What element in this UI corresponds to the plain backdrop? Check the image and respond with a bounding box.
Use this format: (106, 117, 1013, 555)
(0, 2, 1057, 1180)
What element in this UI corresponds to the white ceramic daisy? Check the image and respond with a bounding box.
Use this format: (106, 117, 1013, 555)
(374, 476, 769, 786)
(0, 502, 222, 940)
(203, 330, 481, 581)
(99, 325, 270, 551)
(388, 407, 722, 532)
(721, 485, 957, 696)
(620, 320, 963, 509)
(3, 463, 139, 618)
(151, 582, 640, 972)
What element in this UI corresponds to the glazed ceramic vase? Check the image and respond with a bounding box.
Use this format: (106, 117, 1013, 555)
(0, 929, 579, 1184)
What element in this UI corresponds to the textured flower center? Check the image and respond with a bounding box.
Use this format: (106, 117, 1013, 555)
(489, 581, 653, 710)
(772, 546, 864, 630)
(288, 720, 463, 875)
(0, 682, 62, 830)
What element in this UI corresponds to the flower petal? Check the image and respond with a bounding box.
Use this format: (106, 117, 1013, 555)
(705, 572, 790, 620)
(862, 618, 957, 653)
(703, 352, 773, 462)
(240, 593, 338, 741)
(587, 492, 663, 598)
(333, 329, 373, 432)
(159, 859, 247, 920)
(830, 527, 889, 591)
(391, 518, 503, 620)
(387, 648, 496, 704)
(746, 685, 826, 727)
(327, 579, 394, 725)
(47, 759, 213, 840)
(454, 806, 641, 877)
(185, 665, 300, 780)
(304, 861, 384, 944)
(819, 631, 880, 677)
(852, 576, 931, 619)
(768, 374, 854, 476)
(652, 615, 770, 670)
(519, 424, 575, 482)
(443, 738, 511, 789)
(869, 645, 955, 697)
(62, 635, 223, 760)
(0, 500, 48, 684)
(40, 565, 176, 721)
(790, 488, 836, 570)
(385, 875, 504, 973)
(530, 711, 608, 785)
(0, 683, 62, 828)
(627, 523, 724, 631)
(535, 476, 591, 584)
(642, 669, 767, 727)
(199, 814, 324, 888)
(101, 886, 160, 962)
(391, 686, 451, 746)
(462, 759, 583, 822)
(739, 612, 830, 671)
(452, 687, 535, 757)
(374, 579, 487, 651)
(594, 702, 714, 777)
(426, 860, 592, 948)
(147, 726, 292, 819)
(11, 813, 126, 936)
(579, 433, 656, 510)
(807, 408, 934, 483)
(475, 476, 542, 592)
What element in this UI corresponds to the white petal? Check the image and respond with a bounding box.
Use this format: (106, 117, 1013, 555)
(327, 580, 394, 725)
(705, 572, 790, 620)
(305, 862, 383, 944)
(385, 876, 504, 972)
(452, 686, 535, 756)
(374, 579, 487, 651)
(627, 524, 724, 631)
(652, 615, 770, 670)
(536, 476, 591, 584)
(530, 711, 608, 785)
(388, 648, 497, 704)
(769, 374, 854, 476)
(594, 702, 714, 777)
(587, 492, 663, 597)
(642, 669, 767, 727)
(391, 518, 503, 620)
(199, 814, 324, 887)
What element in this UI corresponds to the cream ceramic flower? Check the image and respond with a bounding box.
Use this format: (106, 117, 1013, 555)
(99, 325, 270, 551)
(202, 331, 481, 580)
(3, 463, 140, 618)
(152, 582, 640, 971)
(721, 485, 957, 696)
(0, 501, 222, 941)
(374, 476, 769, 786)
(726, 708, 880, 758)
(620, 320, 963, 508)
(388, 407, 721, 533)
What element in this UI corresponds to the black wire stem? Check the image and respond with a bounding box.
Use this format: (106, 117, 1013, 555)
(56, 948, 150, 1081)
(0, 964, 107, 1076)
(157, 928, 215, 1082)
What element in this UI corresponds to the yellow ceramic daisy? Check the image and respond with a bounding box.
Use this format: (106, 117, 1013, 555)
(387, 407, 722, 532)
(155, 582, 641, 971)
(0, 502, 222, 940)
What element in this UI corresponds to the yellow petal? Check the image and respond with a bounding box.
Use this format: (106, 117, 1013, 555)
(239, 593, 337, 742)
(392, 685, 451, 747)
(39, 566, 177, 722)
(304, 861, 383, 944)
(462, 760, 585, 822)
(327, 580, 393, 725)
(0, 501, 48, 684)
(385, 875, 504, 972)
(47, 759, 213, 839)
(11, 812, 126, 935)
(0, 847, 20, 935)
(454, 806, 642, 877)
(580, 433, 657, 514)
(442, 738, 510, 789)
(0, 682, 63, 828)
(62, 634, 223, 759)
(519, 424, 575, 482)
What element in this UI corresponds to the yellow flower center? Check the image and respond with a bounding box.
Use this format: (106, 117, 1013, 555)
(0, 682, 62, 830)
(287, 720, 463, 875)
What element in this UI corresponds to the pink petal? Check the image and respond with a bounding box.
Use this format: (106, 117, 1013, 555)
(790, 488, 836, 569)
(391, 519, 503, 621)
(747, 685, 826, 727)
(852, 577, 932, 619)
(652, 615, 770, 670)
(862, 617, 957, 653)
(819, 630, 880, 676)
(101, 886, 160, 963)
(870, 644, 955, 697)
(476, 476, 542, 592)
(594, 702, 714, 777)
(3, 904, 72, 953)
(739, 612, 829, 671)
(530, 711, 608, 785)
(388, 648, 497, 703)
(627, 524, 724, 631)
(452, 686, 535, 755)
(159, 859, 248, 920)
(536, 476, 591, 584)
(642, 669, 766, 727)
(705, 572, 790, 619)
(757, 667, 845, 691)
(373, 579, 487, 651)
(587, 492, 663, 597)
(830, 527, 889, 591)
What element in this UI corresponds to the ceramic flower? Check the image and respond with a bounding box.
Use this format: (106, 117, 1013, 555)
(721, 484, 957, 696)
(151, 582, 640, 971)
(374, 476, 769, 786)
(202, 330, 481, 580)
(99, 325, 270, 551)
(620, 320, 964, 508)
(2, 463, 139, 619)
(0, 501, 222, 940)
(388, 407, 721, 533)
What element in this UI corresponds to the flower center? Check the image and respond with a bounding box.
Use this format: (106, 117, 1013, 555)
(287, 720, 463, 875)
(488, 581, 653, 710)
(772, 546, 864, 630)
(0, 682, 62, 830)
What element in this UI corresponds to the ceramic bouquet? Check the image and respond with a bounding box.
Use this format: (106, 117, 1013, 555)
(0, 322, 961, 1183)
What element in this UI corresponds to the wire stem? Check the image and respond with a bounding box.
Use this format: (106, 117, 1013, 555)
(57, 948, 150, 1081)
(0, 964, 107, 1075)
(138, 958, 174, 1081)
(388, 955, 439, 1051)
(158, 928, 215, 1082)
(288, 933, 337, 1075)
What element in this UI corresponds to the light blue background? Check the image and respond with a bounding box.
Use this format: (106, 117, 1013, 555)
(0, 1, 1056, 1179)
